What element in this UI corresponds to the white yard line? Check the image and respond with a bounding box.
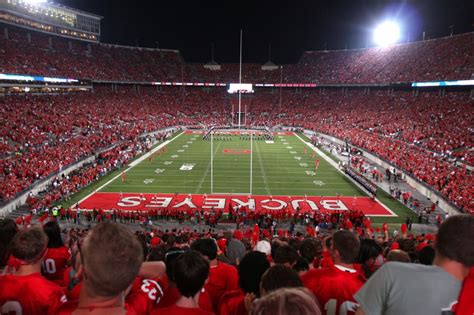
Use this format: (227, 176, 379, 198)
(293, 132, 397, 217)
(74, 131, 185, 208)
(194, 141, 222, 193)
(254, 139, 272, 195)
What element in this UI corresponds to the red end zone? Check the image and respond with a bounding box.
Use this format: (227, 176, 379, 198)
(79, 193, 396, 217)
(184, 130, 294, 136)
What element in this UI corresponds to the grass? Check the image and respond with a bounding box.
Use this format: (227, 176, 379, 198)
(102, 133, 363, 196)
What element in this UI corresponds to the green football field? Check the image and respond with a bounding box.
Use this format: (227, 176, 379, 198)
(101, 132, 364, 197)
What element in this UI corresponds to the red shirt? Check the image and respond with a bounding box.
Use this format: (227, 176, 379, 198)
(0, 272, 67, 315)
(206, 262, 239, 311)
(157, 285, 213, 313)
(56, 300, 138, 315)
(302, 265, 366, 315)
(62, 266, 82, 301)
(217, 290, 246, 315)
(126, 277, 167, 315)
(42, 246, 71, 286)
(151, 304, 214, 315)
(455, 267, 474, 315)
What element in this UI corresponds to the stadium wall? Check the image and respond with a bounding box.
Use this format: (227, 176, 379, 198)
(302, 129, 462, 216)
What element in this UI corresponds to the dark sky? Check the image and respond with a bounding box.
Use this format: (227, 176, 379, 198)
(58, 0, 473, 64)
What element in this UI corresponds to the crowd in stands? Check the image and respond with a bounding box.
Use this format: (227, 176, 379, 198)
(1, 26, 473, 83)
(0, 87, 229, 203)
(0, 214, 473, 314)
(1, 87, 472, 214)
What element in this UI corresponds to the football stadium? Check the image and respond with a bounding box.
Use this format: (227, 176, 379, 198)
(0, 0, 473, 314)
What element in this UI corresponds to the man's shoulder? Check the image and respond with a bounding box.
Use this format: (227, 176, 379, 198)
(381, 261, 436, 274)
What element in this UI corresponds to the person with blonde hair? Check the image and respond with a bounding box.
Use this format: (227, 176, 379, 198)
(251, 287, 321, 315)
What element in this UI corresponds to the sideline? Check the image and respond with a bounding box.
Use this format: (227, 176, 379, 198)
(74, 131, 185, 208)
(293, 132, 397, 217)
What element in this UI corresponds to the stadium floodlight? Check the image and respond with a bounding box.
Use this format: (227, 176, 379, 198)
(373, 21, 400, 46)
(24, 0, 47, 4)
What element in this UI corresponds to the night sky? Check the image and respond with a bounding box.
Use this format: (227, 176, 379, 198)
(58, 0, 473, 64)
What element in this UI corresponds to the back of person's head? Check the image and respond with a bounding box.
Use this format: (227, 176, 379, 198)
(226, 238, 246, 265)
(332, 230, 360, 264)
(398, 238, 415, 253)
(273, 245, 299, 266)
(260, 265, 303, 295)
(386, 250, 410, 263)
(238, 251, 270, 297)
(251, 287, 321, 315)
(147, 245, 166, 262)
(357, 238, 382, 264)
(436, 215, 474, 267)
(0, 218, 18, 267)
(10, 226, 47, 264)
(165, 247, 186, 281)
(293, 257, 310, 274)
(43, 220, 64, 248)
(191, 238, 218, 260)
(173, 250, 210, 298)
(82, 222, 143, 297)
(299, 238, 322, 263)
(418, 245, 436, 265)
(270, 240, 283, 260)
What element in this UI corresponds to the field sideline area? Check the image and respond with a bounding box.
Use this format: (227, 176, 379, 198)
(73, 130, 418, 222)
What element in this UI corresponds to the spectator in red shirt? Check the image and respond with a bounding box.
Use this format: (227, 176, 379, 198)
(42, 220, 71, 286)
(151, 250, 213, 315)
(191, 238, 239, 311)
(302, 230, 365, 315)
(218, 251, 270, 315)
(0, 226, 67, 314)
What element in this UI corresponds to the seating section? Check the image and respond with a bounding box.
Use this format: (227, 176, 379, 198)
(1, 87, 472, 213)
(2, 26, 472, 83)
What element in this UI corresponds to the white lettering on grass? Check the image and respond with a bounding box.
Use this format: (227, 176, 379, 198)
(145, 197, 172, 208)
(261, 199, 287, 210)
(320, 200, 349, 211)
(118, 197, 142, 207)
(202, 198, 226, 209)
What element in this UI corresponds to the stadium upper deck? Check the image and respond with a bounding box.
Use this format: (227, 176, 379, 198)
(0, 25, 473, 84)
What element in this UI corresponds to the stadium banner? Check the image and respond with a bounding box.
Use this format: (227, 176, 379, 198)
(79, 192, 395, 216)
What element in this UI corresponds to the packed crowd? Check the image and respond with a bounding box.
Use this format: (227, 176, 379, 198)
(0, 87, 228, 203)
(0, 214, 473, 314)
(1, 88, 472, 214)
(1, 26, 473, 83)
(249, 89, 473, 212)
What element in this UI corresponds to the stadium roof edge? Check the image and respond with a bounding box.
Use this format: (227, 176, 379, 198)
(42, 2, 103, 19)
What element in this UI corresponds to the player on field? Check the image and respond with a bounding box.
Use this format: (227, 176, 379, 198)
(0, 227, 67, 314)
(302, 230, 365, 315)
